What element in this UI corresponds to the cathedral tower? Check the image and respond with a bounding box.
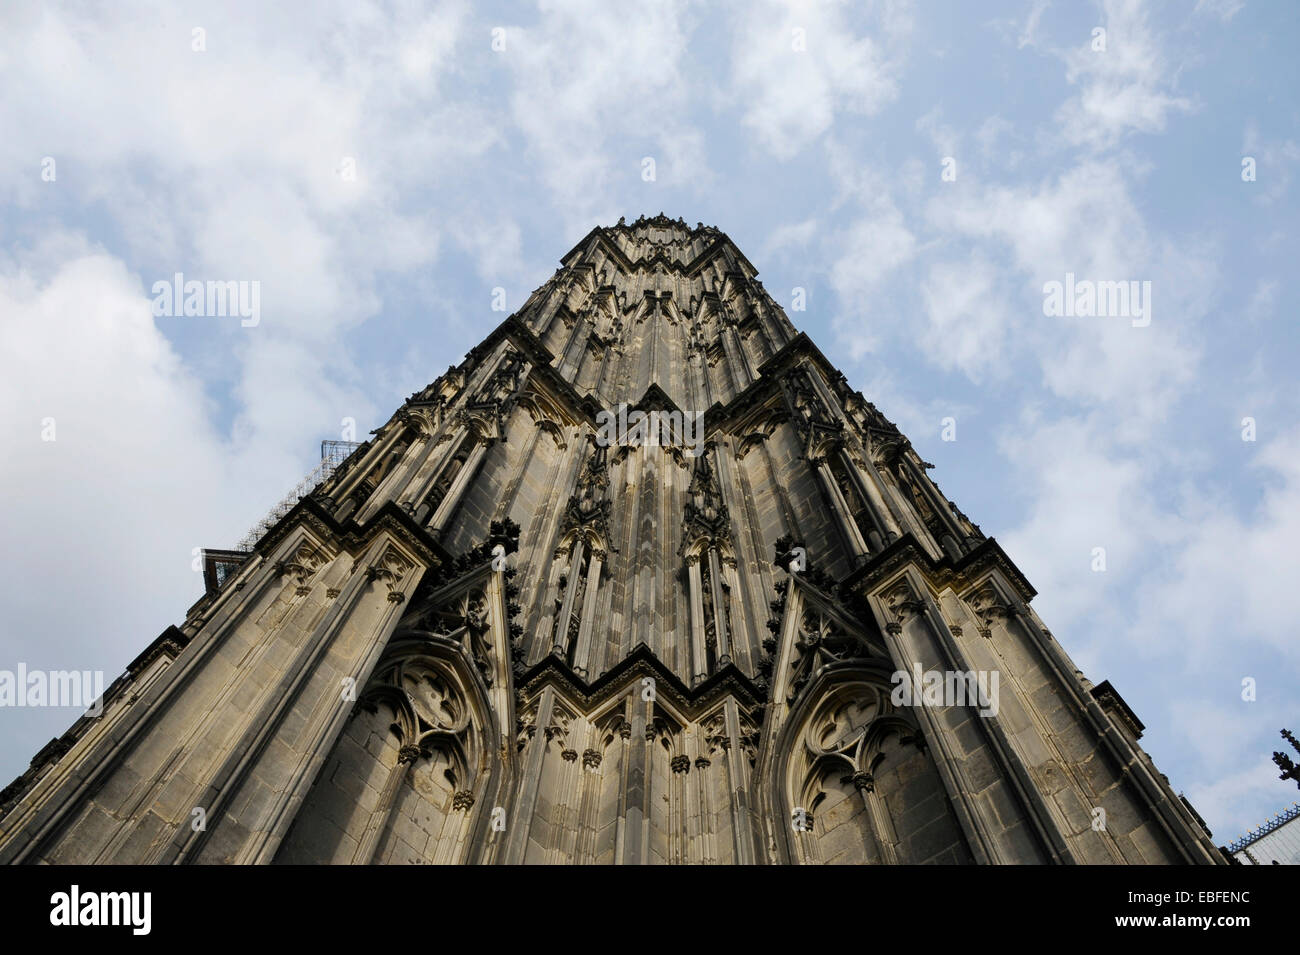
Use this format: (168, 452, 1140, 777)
(0, 216, 1223, 864)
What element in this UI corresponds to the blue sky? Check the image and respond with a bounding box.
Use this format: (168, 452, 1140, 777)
(1, 0, 1297, 844)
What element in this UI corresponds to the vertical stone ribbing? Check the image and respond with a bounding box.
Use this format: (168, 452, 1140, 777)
(0, 214, 1223, 868)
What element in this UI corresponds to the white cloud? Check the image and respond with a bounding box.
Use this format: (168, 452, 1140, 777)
(1135, 427, 1300, 665)
(501, 0, 708, 226)
(0, 237, 256, 761)
(0, 1, 498, 781)
(973, 115, 1021, 167)
(1054, 0, 1194, 148)
(763, 218, 819, 258)
(1244, 278, 1279, 323)
(1186, 759, 1291, 845)
(821, 143, 921, 363)
(915, 107, 959, 159)
(926, 159, 1206, 426)
(1241, 121, 1300, 203)
(826, 206, 917, 360)
(997, 412, 1164, 637)
(0, 0, 489, 333)
(728, 0, 911, 160)
(1017, 0, 1050, 49)
(919, 252, 1012, 381)
(1193, 0, 1245, 23)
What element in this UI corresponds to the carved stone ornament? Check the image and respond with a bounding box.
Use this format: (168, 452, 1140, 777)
(275, 542, 325, 596)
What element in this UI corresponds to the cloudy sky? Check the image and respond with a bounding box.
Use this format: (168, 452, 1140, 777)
(1, 0, 1296, 844)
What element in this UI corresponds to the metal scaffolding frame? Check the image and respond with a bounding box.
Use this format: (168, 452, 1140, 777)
(235, 440, 362, 552)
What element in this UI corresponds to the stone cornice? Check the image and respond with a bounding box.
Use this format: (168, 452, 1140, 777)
(629, 382, 685, 416)
(1090, 680, 1145, 739)
(702, 334, 841, 437)
(254, 495, 451, 575)
(755, 332, 839, 383)
(564, 228, 637, 273)
(517, 642, 766, 717)
(126, 625, 192, 678)
(461, 316, 604, 425)
(702, 367, 780, 436)
(557, 219, 759, 281)
(839, 534, 1038, 605)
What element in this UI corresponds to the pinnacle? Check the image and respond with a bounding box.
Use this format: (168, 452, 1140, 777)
(610, 213, 717, 235)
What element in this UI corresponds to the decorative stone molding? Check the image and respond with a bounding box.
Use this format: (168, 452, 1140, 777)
(4, 222, 1223, 868)
(883, 580, 927, 626)
(365, 544, 416, 604)
(966, 584, 1014, 639)
(785, 604, 877, 705)
(702, 712, 733, 758)
(396, 407, 436, 439)
(515, 706, 537, 751)
(274, 542, 326, 596)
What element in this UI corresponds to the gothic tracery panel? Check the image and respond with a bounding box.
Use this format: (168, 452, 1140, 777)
(785, 678, 973, 865)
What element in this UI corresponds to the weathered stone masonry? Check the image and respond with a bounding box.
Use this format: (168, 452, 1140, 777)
(0, 215, 1222, 864)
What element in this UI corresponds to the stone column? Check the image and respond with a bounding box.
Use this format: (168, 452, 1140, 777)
(352, 742, 421, 864)
(503, 687, 556, 864)
(571, 549, 604, 678)
(838, 448, 898, 546)
(553, 540, 586, 658)
(719, 556, 747, 670)
(428, 440, 488, 533)
(851, 770, 894, 865)
(722, 698, 758, 864)
(854, 456, 905, 543)
(686, 555, 707, 684)
(330, 422, 414, 515)
(408, 430, 475, 519)
(815, 458, 871, 558)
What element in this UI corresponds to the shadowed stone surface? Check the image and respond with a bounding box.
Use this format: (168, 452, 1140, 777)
(0, 216, 1222, 865)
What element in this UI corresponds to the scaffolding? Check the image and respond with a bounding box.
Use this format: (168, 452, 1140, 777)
(1226, 803, 1300, 862)
(235, 440, 362, 552)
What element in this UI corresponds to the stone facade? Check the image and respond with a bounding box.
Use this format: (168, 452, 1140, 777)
(0, 215, 1223, 864)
